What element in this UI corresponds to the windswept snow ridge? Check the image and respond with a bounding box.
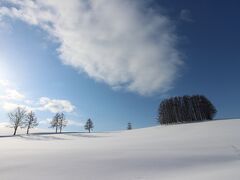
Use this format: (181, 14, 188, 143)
(0, 119, 240, 180)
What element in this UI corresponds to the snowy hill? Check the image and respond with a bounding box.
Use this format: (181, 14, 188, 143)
(0, 119, 240, 180)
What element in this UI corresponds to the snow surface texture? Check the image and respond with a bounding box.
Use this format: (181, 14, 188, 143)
(0, 119, 240, 180)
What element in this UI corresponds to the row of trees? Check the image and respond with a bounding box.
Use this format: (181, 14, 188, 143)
(158, 95, 217, 125)
(49, 114, 94, 133)
(8, 107, 95, 136)
(7, 94, 215, 135)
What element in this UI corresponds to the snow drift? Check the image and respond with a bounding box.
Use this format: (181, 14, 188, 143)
(0, 119, 240, 180)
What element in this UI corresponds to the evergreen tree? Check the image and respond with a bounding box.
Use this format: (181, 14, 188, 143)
(24, 111, 38, 134)
(127, 122, 132, 130)
(158, 95, 217, 125)
(84, 118, 94, 133)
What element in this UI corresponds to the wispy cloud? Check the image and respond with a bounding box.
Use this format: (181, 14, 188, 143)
(1, 102, 31, 112)
(1, 97, 75, 113)
(0, 79, 75, 113)
(0, 79, 29, 111)
(0, 0, 183, 95)
(38, 97, 75, 113)
(0, 80, 10, 87)
(0, 79, 25, 100)
(0, 89, 25, 100)
(180, 9, 194, 22)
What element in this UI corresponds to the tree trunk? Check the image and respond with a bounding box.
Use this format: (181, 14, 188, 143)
(13, 127, 17, 136)
(89, 129, 90, 133)
(27, 124, 30, 134)
(55, 126, 58, 134)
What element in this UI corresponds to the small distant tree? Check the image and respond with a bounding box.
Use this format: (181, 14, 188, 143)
(127, 122, 132, 130)
(84, 118, 94, 133)
(59, 113, 68, 133)
(24, 111, 38, 134)
(50, 113, 61, 133)
(8, 107, 27, 136)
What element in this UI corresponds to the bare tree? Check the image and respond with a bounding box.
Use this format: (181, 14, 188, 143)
(59, 113, 68, 133)
(8, 107, 27, 136)
(24, 111, 38, 134)
(84, 118, 94, 133)
(50, 113, 60, 133)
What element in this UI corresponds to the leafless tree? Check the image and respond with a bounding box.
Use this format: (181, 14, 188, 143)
(24, 111, 38, 134)
(50, 113, 61, 133)
(59, 113, 68, 133)
(8, 107, 27, 136)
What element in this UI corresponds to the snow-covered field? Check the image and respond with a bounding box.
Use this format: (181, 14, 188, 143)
(0, 119, 240, 180)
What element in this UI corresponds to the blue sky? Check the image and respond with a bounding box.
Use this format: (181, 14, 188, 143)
(0, 0, 239, 132)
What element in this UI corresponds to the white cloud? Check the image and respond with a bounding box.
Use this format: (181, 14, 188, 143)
(0, 79, 10, 87)
(1, 97, 75, 113)
(0, 80, 29, 111)
(1, 102, 32, 112)
(0, 79, 75, 113)
(1, 102, 18, 112)
(0, 0, 183, 95)
(0, 89, 25, 100)
(38, 97, 75, 113)
(0, 79, 25, 100)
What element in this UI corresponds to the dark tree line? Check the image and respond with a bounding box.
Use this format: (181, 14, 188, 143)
(158, 95, 217, 125)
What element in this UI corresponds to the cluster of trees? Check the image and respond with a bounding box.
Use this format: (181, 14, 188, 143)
(8, 107, 38, 135)
(50, 114, 95, 133)
(8, 107, 95, 136)
(158, 95, 217, 125)
(50, 113, 67, 133)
